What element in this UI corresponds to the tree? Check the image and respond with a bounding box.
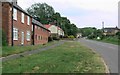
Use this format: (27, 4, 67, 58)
(27, 3, 55, 24)
(27, 3, 78, 37)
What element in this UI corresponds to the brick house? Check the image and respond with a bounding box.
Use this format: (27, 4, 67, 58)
(2, 2, 33, 46)
(0, 2, 2, 28)
(32, 19, 50, 45)
(103, 27, 120, 36)
(2, 1, 50, 46)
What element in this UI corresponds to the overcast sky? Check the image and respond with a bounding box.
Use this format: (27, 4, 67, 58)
(18, 0, 119, 29)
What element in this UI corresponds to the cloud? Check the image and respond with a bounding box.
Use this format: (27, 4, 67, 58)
(18, 0, 119, 28)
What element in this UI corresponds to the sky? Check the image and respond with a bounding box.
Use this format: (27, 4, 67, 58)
(18, 0, 119, 29)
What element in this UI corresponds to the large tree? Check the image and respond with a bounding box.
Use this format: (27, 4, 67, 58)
(27, 3, 78, 37)
(27, 3, 55, 24)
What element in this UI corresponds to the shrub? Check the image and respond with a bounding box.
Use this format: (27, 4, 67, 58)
(68, 35, 75, 39)
(53, 36, 60, 41)
(2, 30, 8, 46)
(63, 35, 68, 38)
(48, 36, 53, 42)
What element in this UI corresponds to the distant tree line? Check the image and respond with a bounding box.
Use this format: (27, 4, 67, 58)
(78, 27, 103, 39)
(27, 3, 78, 37)
(78, 27, 120, 40)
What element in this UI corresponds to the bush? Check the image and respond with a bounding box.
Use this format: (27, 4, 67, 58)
(53, 36, 60, 41)
(68, 35, 75, 39)
(2, 30, 8, 46)
(63, 35, 68, 38)
(116, 32, 120, 39)
(48, 36, 53, 42)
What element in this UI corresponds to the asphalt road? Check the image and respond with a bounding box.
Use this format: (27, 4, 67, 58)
(78, 38, 118, 73)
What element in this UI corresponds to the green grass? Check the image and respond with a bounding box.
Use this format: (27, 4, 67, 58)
(3, 41, 106, 73)
(2, 41, 58, 57)
(95, 36, 120, 45)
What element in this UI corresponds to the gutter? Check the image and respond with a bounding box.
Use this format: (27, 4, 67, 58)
(33, 25, 35, 45)
(11, 2, 13, 46)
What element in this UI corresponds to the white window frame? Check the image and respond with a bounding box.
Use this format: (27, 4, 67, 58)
(21, 13, 24, 23)
(27, 16, 30, 25)
(13, 8, 17, 20)
(32, 25, 33, 31)
(13, 28, 18, 40)
(26, 31, 31, 41)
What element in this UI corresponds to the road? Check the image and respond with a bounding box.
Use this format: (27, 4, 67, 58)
(78, 38, 118, 73)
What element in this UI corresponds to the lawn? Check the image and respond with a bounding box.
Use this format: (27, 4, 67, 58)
(2, 41, 106, 73)
(95, 36, 120, 45)
(2, 41, 58, 57)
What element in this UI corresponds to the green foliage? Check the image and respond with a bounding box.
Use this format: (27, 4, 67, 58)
(116, 32, 120, 39)
(101, 36, 119, 45)
(79, 27, 103, 39)
(27, 3, 55, 24)
(68, 35, 75, 39)
(27, 3, 78, 37)
(48, 36, 53, 42)
(2, 41, 58, 57)
(0, 28, 1, 46)
(3, 42, 105, 73)
(2, 30, 8, 46)
(52, 36, 60, 40)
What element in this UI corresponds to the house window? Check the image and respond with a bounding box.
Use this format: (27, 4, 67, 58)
(35, 26, 37, 29)
(38, 27, 40, 29)
(13, 28, 18, 40)
(35, 35, 37, 40)
(26, 31, 31, 41)
(21, 13, 24, 23)
(39, 36, 41, 40)
(32, 25, 33, 31)
(13, 8, 17, 20)
(27, 16, 30, 25)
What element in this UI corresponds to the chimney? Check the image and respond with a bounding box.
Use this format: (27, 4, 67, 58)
(13, 0, 17, 5)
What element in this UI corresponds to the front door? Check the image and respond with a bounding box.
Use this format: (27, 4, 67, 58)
(21, 32, 24, 45)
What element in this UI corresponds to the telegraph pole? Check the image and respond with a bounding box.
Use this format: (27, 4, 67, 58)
(102, 21, 104, 32)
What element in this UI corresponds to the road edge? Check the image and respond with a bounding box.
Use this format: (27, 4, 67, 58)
(77, 41, 110, 73)
(89, 48, 110, 73)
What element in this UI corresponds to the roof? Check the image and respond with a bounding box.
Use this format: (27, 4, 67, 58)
(32, 19, 50, 32)
(44, 25, 52, 29)
(44, 24, 64, 32)
(104, 27, 120, 30)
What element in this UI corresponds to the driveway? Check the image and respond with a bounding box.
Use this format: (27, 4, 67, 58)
(78, 38, 118, 73)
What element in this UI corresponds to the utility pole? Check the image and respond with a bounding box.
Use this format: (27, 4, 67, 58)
(102, 21, 104, 32)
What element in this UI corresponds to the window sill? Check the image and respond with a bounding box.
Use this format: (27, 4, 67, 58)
(13, 39, 18, 41)
(13, 19, 17, 21)
(21, 22, 24, 24)
(27, 40, 30, 41)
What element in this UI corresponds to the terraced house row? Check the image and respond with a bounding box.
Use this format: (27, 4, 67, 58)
(2, 1, 51, 46)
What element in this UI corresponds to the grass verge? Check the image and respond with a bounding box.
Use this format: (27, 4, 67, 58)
(1, 41, 58, 57)
(94, 36, 120, 45)
(3, 41, 106, 73)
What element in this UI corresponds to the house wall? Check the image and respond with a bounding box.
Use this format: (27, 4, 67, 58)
(2, 3, 12, 46)
(49, 25, 57, 34)
(13, 8, 32, 46)
(2, 3, 32, 46)
(34, 25, 49, 45)
(0, 2, 2, 28)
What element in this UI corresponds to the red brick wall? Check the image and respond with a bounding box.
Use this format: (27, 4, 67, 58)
(34, 25, 49, 45)
(2, 3, 12, 46)
(2, 3, 32, 46)
(13, 9, 32, 46)
(0, 2, 2, 28)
